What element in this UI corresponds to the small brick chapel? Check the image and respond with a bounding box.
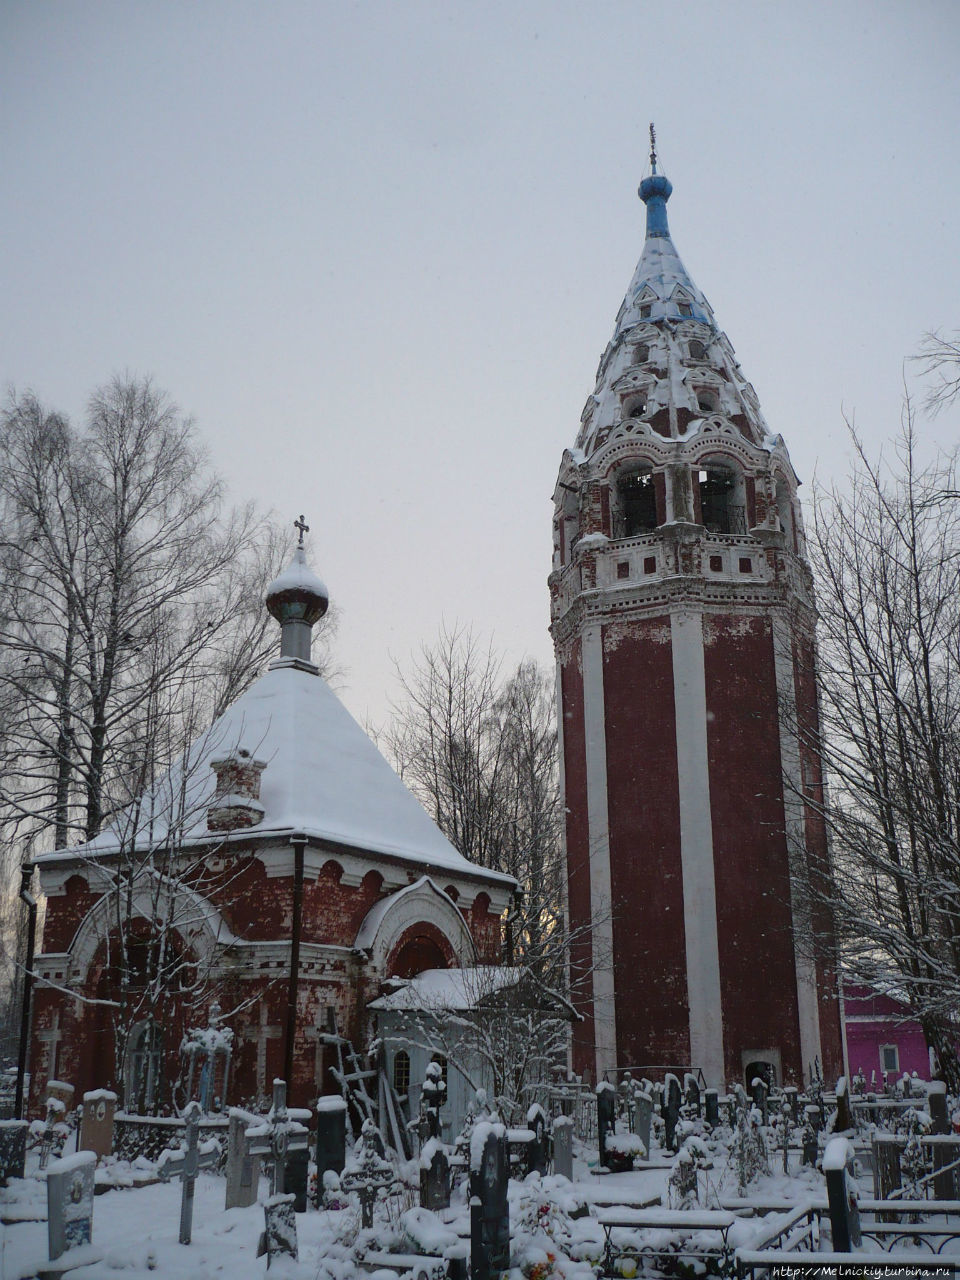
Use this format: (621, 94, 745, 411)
(28, 539, 515, 1112)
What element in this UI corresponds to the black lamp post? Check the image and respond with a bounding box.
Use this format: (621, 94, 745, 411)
(14, 862, 37, 1119)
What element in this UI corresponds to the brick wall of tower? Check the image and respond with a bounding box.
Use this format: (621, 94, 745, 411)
(602, 620, 691, 1070)
(559, 641, 596, 1078)
(794, 629, 845, 1080)
(702, 614, 804, 1086)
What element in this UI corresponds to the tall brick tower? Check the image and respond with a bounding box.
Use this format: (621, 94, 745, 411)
(550, 143, 842, 1090)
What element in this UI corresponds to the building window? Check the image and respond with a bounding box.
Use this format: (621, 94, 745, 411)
(739, 557, 752, 573)
(634, 343, 650, 363)
(678, 302, 693, 317)
(698, 464, 747, 535)
(625, 395, 647, 419)
(617, 561, 630, 580)
(393, 1050, 411, 1096)
(880, 1044, 900, 1075)
(616, 469, 658, 537)
(696, 388, 719, 413)
(709, 555, 723, 572)
(127, 1021, 164, 1114)
(639, 305, 652, 319)
(688, 339, 706, 360)
(643, 556, 656, 574)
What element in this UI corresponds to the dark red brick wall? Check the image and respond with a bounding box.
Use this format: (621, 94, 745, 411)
(560, 642, 595, 1077)
(603, 620, 690, 1070)
(703, 613, 803, 1085)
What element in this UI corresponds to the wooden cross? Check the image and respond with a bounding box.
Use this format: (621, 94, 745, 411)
(294, 514, 309, 548)
(157, 1101, 220, 1245)
(245, 1079, 310, 1196)
(241, 1003, 282, 1097)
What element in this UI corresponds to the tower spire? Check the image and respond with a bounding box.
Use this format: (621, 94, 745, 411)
(638, 127, 672, 239)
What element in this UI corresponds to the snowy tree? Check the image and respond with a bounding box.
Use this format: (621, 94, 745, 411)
(796, 400, 960, 1088)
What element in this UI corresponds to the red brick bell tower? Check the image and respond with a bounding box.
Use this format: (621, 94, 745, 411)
(550, 139, 843, 1090)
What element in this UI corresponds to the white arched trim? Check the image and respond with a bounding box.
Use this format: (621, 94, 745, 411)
(68, 877, 236, 982)
(354, 876, 477, 973)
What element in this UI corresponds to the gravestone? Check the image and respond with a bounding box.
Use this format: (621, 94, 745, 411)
(287, 1145, 309, 1214)
(552, 1115, 573, 1180)
(824, 1136, 861, 1252)
(0, 1119, 28, 1184)
(684, 1074, 701, 1118)
(341, 1120, 397, 1228)
(316, 1095, 347, 1183)
(929, 1082, 949, 1135)
(750, 1077, 769, 1125)
(470, 1125, 509, 1280)
(422, 1061, 446, 1140)
(703, 1089, 719, 1128)
(47, 1150, 96, 1263)
(79, 1089, 116, 1160)
(834, 1077, 853, 1132)
(46, 1080, 75, 1111)
(663, 1075, 682, 1152)
(633, 1090, 653, 1160)
(38, 1097, 67, 1170)
(596, 1083, 616, 1167)
(420, 1138, 450, 1210)
(157, 1100, 220, 1245)
(225, 1109, 262, 1210)
(802, 1116, 819, 1168)
(526, 1104, 548, 1176)
(261, 1192, 298, 1266)
(783, 1086, 799, 1124)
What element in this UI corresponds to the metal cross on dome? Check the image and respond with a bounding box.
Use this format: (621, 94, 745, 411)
(294, 515, 309, 548)
(649, 122, 658, 174)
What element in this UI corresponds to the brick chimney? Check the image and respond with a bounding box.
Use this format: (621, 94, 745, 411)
(207, 749, 267, 832)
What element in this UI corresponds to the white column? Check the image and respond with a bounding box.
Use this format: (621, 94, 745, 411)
(771, 612, 823, 1080)
(555, 658, 574, 1081)
(581, 625, 618, 1080)
(670, 610, 726, 1088)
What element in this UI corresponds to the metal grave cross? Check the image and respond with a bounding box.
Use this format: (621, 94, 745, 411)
(157, 1100, 220, 1245)
(245, 1078, 310, 1196)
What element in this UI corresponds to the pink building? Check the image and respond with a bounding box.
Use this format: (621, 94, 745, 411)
(843, 983, 934, 1084)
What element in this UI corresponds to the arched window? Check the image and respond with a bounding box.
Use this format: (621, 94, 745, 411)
(126, 1021, 164, 1114)
(688, 339, 706, 360)
(393, 1050, 411, 1097)
(634, 343, 650, 364)
(616, 468, 658, 537)
(698, 462, 746, 534)
(624, 394, 647, 419)
(695, 387, 719, 414)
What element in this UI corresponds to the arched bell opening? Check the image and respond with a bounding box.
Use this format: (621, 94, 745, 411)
(614, 465, 658, 538)
(696, 458, 747, 535)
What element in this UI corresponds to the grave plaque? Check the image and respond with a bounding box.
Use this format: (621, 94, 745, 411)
(420, 1139, 450, 1210)
(596, 1084, 616, 1167)
(0, 1119, 28, 1185)
(225, 1109, 262, 1210)
(684, 1075, 701, 1118)
(703, 1089, 720, 1128)
(552, 1115, 573, 1180)
(262, 1192, 298, 1266)
(79, 1089, 117, 1160)
(526, 1105, 548, 1176)
(47, 1150, 96, 1262)
(470, 1127, 509, 1280)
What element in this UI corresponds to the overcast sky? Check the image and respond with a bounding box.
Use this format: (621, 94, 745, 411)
(3, 1, 958, 727)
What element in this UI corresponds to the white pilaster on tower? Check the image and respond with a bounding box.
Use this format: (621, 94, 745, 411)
(581, 626, 618, 1080)
(771, 612, 824, 1077)
(670, 610, 725, 1089)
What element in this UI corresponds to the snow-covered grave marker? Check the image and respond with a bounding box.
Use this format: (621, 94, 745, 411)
(0, 1118, 28, 1184)
(419, 1135, 450, 1210)
(315, 1094, 347, 1195)
(260, 1192, 298, 1267)
(342, 1118, 399, 1228)
(421, 1059, 446, 1141)
(37, 1095, 68, 1170)
(245, 1078, 310, 1200)
(823, 1134, 861, 1251)
(157, 1100, 220, 1245)
(684, 1073, 701, 1118)
(225, 1108, 262, 1210)
(750, 1076, 769, 1125)
(525, 1103, 548, 1176)
(470, 1122, 509, 1280)
(632, 1087, 653, 1159)
(78, 1089, 116, 1160)
(46, 1149, 97, 1267)
(782, 1084, 799, 1123)
(596, 1080, 616, 1168)
(663, 1073, 682, 1151)
(552, 1114, 573, 1179)
(703, 1087, 719, 1128)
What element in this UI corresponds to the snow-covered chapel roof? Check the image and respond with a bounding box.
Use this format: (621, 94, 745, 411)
(36, 547, 516, 888)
